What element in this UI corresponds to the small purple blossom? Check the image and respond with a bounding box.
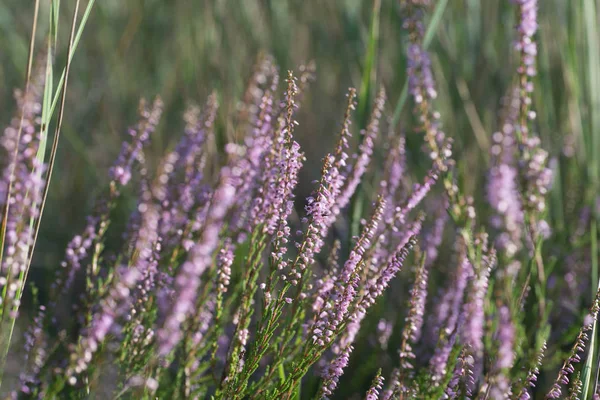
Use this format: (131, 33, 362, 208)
(319, 345, 353, 398)
(365, 372, 385, 400)
(489, 306, 516, 399)
(335, 88, 385, 214)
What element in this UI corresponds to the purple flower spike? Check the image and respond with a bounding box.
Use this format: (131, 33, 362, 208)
(109, 98, 163, 186)
(158, 167, 237, 355)
(514, 341, 546, 400)
(365, 372, 385, 400)
(489, 306, 516, 399)
(335, 88, 386, 214)
(51, 97, 163, 303)
(319, 345, 353, 399)
(400, 258, 430, 361)
(443, 348, 475, 399)
(310, 197, 385, 348)
(545, 295, 600, 399)
(0, 69, 45, 315)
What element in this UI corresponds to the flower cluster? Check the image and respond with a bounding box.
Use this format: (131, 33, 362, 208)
(1, 0, 599, 399)
(0, 69, 45, 318)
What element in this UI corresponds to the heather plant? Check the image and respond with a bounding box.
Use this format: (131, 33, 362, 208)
(1, 0, 600, 399)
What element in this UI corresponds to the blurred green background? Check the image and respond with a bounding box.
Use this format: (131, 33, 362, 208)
(0, 0, 596, 318)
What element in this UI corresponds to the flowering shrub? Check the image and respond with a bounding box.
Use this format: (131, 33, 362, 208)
(1, 0, 599, 399)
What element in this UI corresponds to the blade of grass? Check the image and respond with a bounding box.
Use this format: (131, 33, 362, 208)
(350, 0, 381, 241)
(357, 0, 380, 125)
(583, 0, 600, 191)
(53, 0, 61, 49)
(48, 0, 96, 119)
(391, 0, 448, 127)
(584, 219, 599, 398)
(582, 302, 598, 399)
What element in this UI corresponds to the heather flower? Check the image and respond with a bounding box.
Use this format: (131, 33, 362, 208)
(428, 313, 462, 385)
(313, 209, 413, 397)
(394, 169, 439, 226)
(67, 266, 142, 383)
(16, 305, 47, 396)
(398, 257, 430, 371)
(488, 306, 516, 399)
(311, 240, 340, 314)
(329, 89, 356, 195)
(296, 88, 356, 250)
(495, 307, 516, 370)
(158, 167, 236, 355)
(401, 0, 449, 165)
(424, 220, 472, 353)
(487, 86, 525, 263)
(319, 345, 353, 398)
(383, 216, 423, 272)
(339, 196, 385, 283)
(381, 369, 399, 400)
(109, 97, 163, 186)
(422, 197, 448, 267)
(217, 240, 234, 294)
(187, 294, 217, 376)
(52, 97, 163, 301)
(545, 310, 598, 398)
(377, 319, 393, 350)
(520, 136, 553, 216)
(392, 257, 430, 396)
(380, 131, 406, 218)
(67, 163, 165, 380)
(488, 162, 523, 258)
(462, 251, 493, 356)
(512, 0, 538, 139)
(260, 71, 304, 243)
(230, 84, 278, 235)
(444, 348, 475, 399)
(0, 71, 45, 317)
(311, 197, 385, 347)
(361, 236, 418, 310)
(161, 95, 217, 241)
(513, 341, 546, 400)
(430, 251, 472, 343)
(406, 42, 437, 103)
(238, 55, 278, 125)
(365, 371, 385, 400)
(287, 154, 335, 284)
(335, 88, 386, 214)
(286, 89, 354, 277)
(0, 67, 44, 208)
(460, 248, 495, 392)
(566, 374, 583, 400)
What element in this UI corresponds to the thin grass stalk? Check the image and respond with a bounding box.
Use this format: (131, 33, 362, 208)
(583, 0, 600, 190)
(351, 0, 381, 242)
(583, 220, 600, 398)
